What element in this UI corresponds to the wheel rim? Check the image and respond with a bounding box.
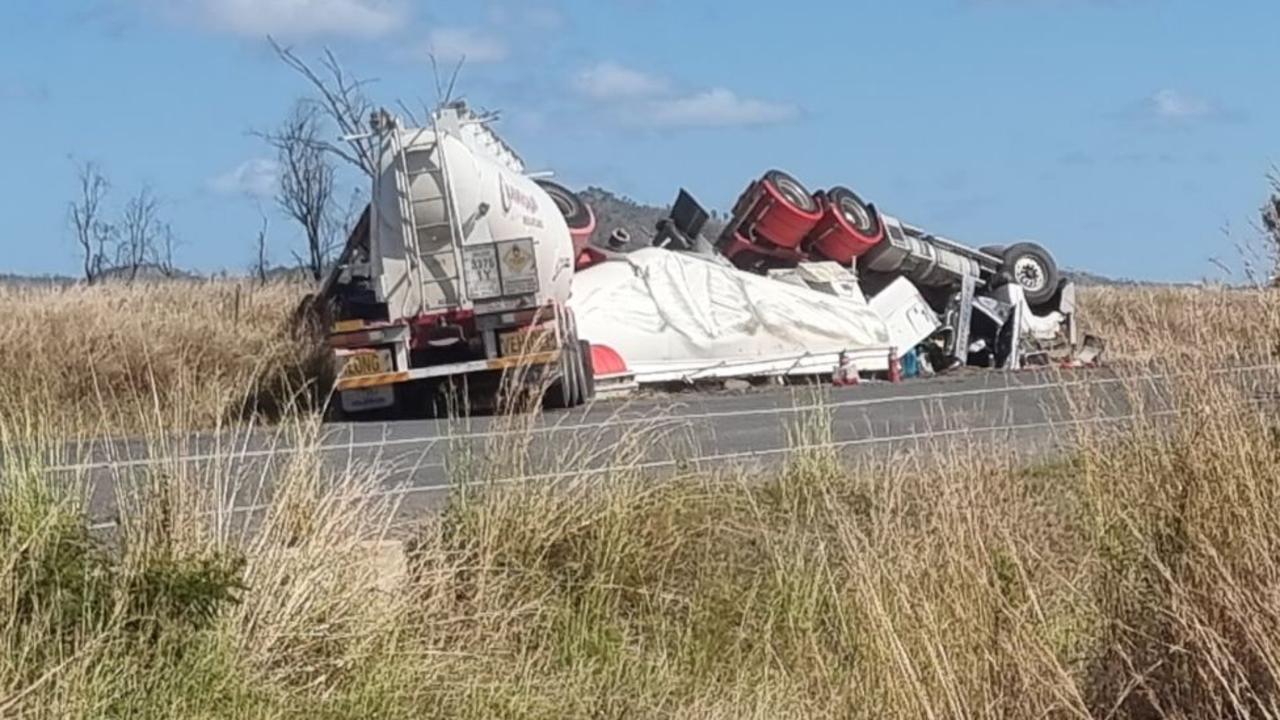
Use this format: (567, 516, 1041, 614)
(772, 176, 813, 212)
(838, 196, 872, 232)
(1013, 256, 1048, 293)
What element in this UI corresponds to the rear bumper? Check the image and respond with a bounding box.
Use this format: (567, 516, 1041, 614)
(335, 350, 560, 391)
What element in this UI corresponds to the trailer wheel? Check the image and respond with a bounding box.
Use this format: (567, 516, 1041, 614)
(535, 179, 594, 231)
(827, 186, 880, 237)
(1001, 243, 1060, 306)
(545, 343, 581, 410)
(578, 340, 596, 402)
(763, 170, 819, 214)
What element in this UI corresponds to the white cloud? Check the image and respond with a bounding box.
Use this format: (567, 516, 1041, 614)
(1147, 89, 1214, 121)
(211, 158, 279, 198)
(643, 88, 799, 128)
(191, 0, 403, 39)
(487, 4, 564, 31)
(426, 27, 509, 64)
(574, 62, 668, 100)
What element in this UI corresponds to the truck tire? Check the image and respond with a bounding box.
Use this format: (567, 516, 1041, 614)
(544, 343, 581, 409)
(763, 170, 819, 214)
(535, 179, 594, 231)
(578, 339, 596, 402)
(979, 245, 1006, 258)
(828, 186, 880, 237)
(1001, 243, 1059, 306)
(568, 343, 583, 407)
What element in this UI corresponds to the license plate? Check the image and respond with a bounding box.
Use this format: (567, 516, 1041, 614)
(463, 245, 502, 299)
(341, 387, 395, 413)
(500, 328, 556, 357)
(340, 349, 392, 378)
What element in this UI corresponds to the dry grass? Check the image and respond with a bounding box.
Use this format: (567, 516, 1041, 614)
(3, 280, 1280, 717)
(1079, 285, 1280, 365)
(4, 277, 1274, 438)
(3, 359, 1280, 718)
(0, 280, 321, 437)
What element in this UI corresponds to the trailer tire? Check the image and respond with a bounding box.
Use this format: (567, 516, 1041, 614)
(535, 179, 594, 231)
(827, 186, 880, 237)
(763, 170, 819, 214)
(545, 343, 581, 410)
(1001, 243, 1060, 306)
(578, 340, 596, 402)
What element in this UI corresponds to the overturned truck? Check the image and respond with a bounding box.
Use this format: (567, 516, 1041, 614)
(570, 171, 1097, 388)
(318, 102, 1098, 416)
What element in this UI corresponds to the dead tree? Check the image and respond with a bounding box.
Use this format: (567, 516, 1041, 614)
(265, 102, 336, 283)
(68, 163, 114, 284)
(155, 223, 180, 278)
(269, 37, 377, 178)
(251, 213, 270, 285)
(117, 187, 162, 284)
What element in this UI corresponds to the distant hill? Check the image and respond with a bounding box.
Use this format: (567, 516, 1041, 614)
(580, 187, 727, 251)
(0, 273, 76, 289)
(1061, 269, 1161, 287)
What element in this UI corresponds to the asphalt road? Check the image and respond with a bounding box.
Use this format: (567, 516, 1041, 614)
(59, 365, 1216, 530)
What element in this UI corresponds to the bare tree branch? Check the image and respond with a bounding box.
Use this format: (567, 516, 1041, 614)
(444, 57, 465, 105)
(68, 163, 113, 284)
(265, 102, 335, 283)
(251, 212, 270, 286)
(155, 223, 179, 278)
(118, 186, 161, 285)
(269, 37, 377, 178)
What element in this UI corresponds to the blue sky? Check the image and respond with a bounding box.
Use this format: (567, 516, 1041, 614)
(1, 0, 1276, 280)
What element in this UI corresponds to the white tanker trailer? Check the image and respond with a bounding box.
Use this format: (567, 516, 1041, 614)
(319, 102, 597, 416)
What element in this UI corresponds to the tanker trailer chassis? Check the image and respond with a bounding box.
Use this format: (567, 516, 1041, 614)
(318, 103, 594, 417)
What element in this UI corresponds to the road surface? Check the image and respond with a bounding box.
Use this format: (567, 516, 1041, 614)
(57, 365, 1222, 530)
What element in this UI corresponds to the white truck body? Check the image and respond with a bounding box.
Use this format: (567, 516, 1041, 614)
(368, 107, 574, 321)
(327, 104, 585, 414)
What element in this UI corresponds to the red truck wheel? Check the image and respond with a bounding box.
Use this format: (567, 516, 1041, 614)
(763, 170, 819, 214)
(807, 186, 884, 264)
(735, 170, 822, 250)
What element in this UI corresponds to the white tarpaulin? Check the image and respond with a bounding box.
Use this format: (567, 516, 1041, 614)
(569, 248, 892, 383)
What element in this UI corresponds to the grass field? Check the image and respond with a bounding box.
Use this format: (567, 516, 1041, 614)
(0, 280, 322, 438)
(2, 280, 1280, 718)
(4, 279, 1278, 437)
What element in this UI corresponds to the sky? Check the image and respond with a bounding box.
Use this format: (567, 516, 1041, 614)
(1, 0, 1277, 281)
